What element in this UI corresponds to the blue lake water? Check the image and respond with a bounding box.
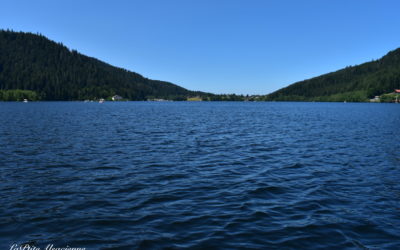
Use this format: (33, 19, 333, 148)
(0, 101, 399, 249)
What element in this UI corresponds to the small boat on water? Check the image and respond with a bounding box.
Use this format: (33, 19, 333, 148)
(23, 99, 28, 103)
(99, 98, 105, 103)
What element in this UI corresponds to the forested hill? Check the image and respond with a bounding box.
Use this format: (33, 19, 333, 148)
(265, 48, 400, 102)
(0, 30, 206, 101)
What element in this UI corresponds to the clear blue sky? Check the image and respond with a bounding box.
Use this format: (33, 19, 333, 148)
(2, 0, 400, 94)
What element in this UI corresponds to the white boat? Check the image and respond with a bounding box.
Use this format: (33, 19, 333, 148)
(99, 98, 105, 103)
(23, 99, 28, 103)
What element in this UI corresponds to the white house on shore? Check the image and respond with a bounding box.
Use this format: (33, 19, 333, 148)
(112, 95, 123, 101)
(370, 96, 380, 102)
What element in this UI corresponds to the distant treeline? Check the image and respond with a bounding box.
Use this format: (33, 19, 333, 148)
(264, 48, 400, 102)
(2, 30, 400, 102)
(0, 30, 210, 101)
(0, 89, 39, 101)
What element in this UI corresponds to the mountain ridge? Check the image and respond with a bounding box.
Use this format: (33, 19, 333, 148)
(1, 29, 400, 102)
(0, 29, 208, 101)
(264, 47, 400, 102)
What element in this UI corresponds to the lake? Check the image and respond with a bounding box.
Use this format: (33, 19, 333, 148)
(0, 101, 399, 249)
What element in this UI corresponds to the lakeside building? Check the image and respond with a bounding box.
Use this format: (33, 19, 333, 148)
(370, 96, 380, 102)
(112, 95, 123, 101)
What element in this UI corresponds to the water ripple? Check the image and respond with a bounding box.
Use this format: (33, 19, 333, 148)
(0, 102, 399, 249)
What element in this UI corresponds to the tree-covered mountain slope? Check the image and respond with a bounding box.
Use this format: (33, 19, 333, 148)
(0, 30, 205, 101)
(265, 48, 400, 102)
